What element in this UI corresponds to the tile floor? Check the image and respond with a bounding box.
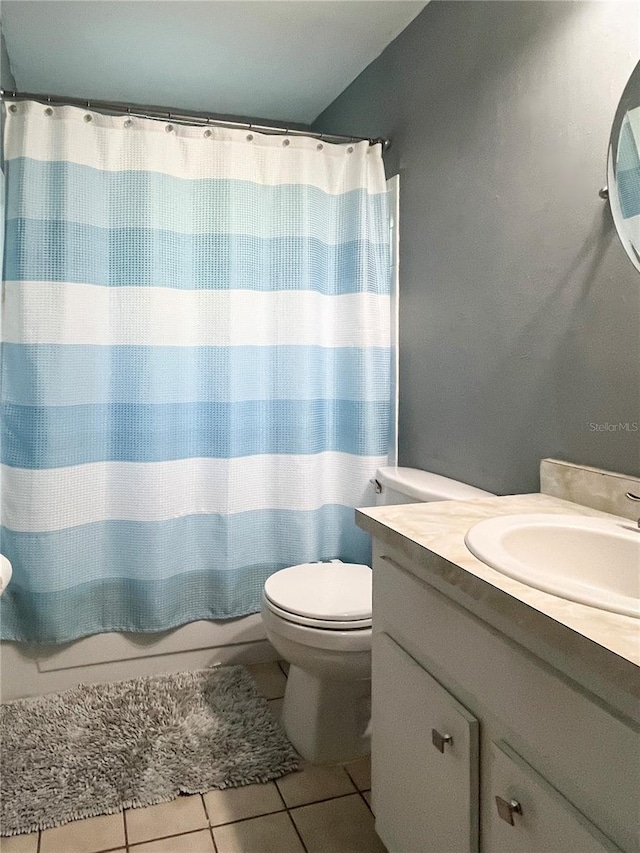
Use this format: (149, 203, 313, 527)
(1, 662, 385, 853)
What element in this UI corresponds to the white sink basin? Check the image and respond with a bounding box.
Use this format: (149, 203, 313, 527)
(464, 514, 640, 619)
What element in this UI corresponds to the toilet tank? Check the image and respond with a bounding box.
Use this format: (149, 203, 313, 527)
(375, 466, 494, 505)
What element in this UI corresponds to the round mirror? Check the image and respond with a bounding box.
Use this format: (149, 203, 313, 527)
(607, 61, 640, 273)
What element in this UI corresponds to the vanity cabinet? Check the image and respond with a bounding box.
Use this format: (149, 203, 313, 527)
(370, 548, 639, 853)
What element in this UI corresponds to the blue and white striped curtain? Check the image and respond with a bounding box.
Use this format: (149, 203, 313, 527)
(1, 101, 391, 644)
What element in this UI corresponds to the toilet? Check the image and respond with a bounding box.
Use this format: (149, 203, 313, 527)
(261, 466, 494, 764)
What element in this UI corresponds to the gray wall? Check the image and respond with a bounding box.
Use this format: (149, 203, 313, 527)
(1, 27, 15, 90)
(1, 25, 16, 164)
(314, 1, 640, 494)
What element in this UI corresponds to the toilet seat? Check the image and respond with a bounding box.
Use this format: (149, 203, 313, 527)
(261, 599, 372, 652)
(263, 595, 372, 630)
(263, 561, 372, 630)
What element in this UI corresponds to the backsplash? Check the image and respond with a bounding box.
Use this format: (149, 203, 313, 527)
(540, 459, 640, 521)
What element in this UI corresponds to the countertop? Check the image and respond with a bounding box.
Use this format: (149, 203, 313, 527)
(356, 493, 640, 719)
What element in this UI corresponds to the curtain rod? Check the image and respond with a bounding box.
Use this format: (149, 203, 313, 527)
(0, 89, 391, 150)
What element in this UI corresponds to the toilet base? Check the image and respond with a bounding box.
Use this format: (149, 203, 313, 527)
(281, 664, 371, 764)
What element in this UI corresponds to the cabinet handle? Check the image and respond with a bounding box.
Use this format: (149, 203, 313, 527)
(495, 796, 522, 826)
(432, 729, 453, 753)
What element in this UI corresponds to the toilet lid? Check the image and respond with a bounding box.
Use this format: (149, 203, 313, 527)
(264, 562, 372, 622)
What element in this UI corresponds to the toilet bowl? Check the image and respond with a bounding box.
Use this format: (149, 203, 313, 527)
(261, 467, 495, 764)
(261, 560, 372, 764)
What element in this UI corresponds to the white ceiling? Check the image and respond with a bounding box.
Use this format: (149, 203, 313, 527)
(2, 1, 427, 124)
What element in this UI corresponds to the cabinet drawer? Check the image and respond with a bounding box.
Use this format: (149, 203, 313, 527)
(372, 632, 479, 853)
(487, 741, 622, 853)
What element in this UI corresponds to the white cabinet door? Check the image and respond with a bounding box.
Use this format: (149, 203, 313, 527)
(487, 742, 623, 853)
(372, 632, 479, 853)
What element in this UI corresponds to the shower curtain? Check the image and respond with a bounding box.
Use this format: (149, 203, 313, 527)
(0, 101, 391, 644)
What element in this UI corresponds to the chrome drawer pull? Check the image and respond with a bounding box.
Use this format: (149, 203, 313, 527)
(432, 729, 453, 753)
(495, 796, 522, 825)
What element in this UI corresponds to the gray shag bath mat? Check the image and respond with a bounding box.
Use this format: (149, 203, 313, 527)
(1, 665, 300, 836)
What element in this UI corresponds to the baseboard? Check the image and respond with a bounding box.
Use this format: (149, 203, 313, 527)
(0, 618, 277, 700)
(36, 615, 267, 671)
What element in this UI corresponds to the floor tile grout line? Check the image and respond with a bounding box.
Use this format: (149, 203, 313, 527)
(126, 824, 211, 849)
(343, 764, 359, 790)
(283, 789, 364, 813)
(358, 788, 374, 815)
(209, 804, 286, 829)
(200, 793, 211, 824)
(286, 809, 309, 853)
(124, 799, 299, 843)
(343, 763, 371, 793)
(125, 826, 211, 853)
(38, 841, 128, 853)
(209, 824, 219, 853)
(204, 786, 363, 827)
(201, 792, 220, 853)
(122, 805, 130, 851)
(274, 778, 290, 812)
(285, 791, 377, 851)
(274, 778, 309, 853)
